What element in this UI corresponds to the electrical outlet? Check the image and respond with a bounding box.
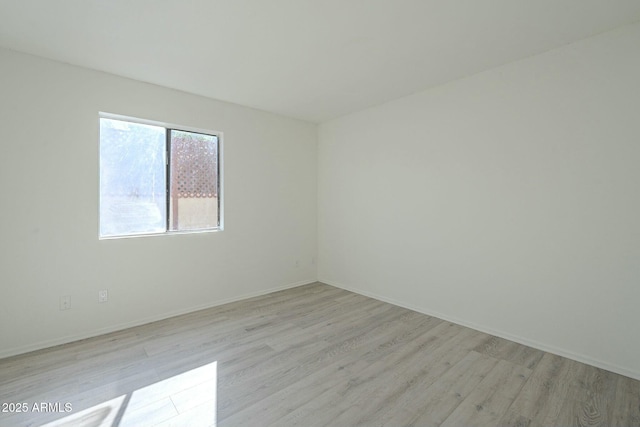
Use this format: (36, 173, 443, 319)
(98, 290, 108, 303)
(60, 296, 70, 311)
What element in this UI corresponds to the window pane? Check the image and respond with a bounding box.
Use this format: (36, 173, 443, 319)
(100, 118, 167, 237)
(169, 130, 218, 231)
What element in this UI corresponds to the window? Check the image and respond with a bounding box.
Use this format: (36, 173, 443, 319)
(99, 115, 222, 238)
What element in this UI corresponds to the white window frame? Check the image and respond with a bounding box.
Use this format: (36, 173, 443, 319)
(99, 112, 224, 239)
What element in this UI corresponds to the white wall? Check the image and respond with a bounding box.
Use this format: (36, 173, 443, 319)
(318, 23, 640, 379)
(0, 48, 317, 358)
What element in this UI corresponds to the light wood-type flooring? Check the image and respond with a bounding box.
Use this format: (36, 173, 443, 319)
(1, 282, 639, 426)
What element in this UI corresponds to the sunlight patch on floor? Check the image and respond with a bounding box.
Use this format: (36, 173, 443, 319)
(41, 362, 218, 427)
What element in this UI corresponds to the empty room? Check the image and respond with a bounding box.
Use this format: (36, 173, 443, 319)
(1, 1, 639, 426)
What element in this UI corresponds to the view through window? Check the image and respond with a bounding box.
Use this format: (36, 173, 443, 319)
(100, 116, 221, 238)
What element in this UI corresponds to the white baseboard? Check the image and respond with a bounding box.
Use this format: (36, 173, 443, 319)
(320, 278, 640, 381)
(1, 279, 316, 360)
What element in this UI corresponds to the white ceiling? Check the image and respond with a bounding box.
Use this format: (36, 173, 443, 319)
(1, 1, 640, 123)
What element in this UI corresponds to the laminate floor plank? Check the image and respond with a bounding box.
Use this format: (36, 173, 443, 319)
(551, 362, 621, 427)
(610, 374, 640, 427)
(380, 351, 500, 427)
(440, 359, 532, 426)
(265, 319, 461, 427)
(325, 327, 494, 427)
(290, 294, 384, 330)
(498, 352, 573, 427)
(142, 314, 292, 359)
(220, 313, 444, 427)
(154, 398, 217, 427)
(215, 308, 424, 421)
(473, 335, 545, 370)
(1, 282, 638, 427)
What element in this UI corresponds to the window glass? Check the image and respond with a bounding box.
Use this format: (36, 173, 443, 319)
(169, 130, 219, 231)
(99, 118, 167, 237)
(99, 116, 221, 238)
